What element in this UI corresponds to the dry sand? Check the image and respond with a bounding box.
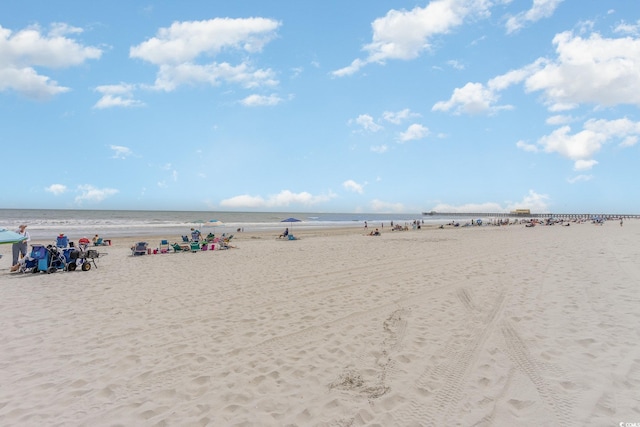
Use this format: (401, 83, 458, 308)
(1, 221, 639, 426)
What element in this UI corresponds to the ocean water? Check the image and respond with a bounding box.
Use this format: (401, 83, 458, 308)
(0, 209, 434, 240)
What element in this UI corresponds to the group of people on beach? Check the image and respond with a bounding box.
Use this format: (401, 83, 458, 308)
(7, 225, 110, 272)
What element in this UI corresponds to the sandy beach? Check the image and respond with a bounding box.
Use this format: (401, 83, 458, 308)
(1, 221, 639, 426)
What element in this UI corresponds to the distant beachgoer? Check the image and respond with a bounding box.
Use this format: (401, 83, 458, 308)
(279, 228, 289, 239)
(620, 218, 623, 227)
(92, 234, 99, 245)
(56, 233, 69, 248)
(12, 224, 30, 266)
(364, 221, 368, 229)
(78, 236, 90, 249)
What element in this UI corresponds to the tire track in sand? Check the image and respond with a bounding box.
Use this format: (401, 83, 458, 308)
(392, 288, 506, 426)
(501, 320, 574, 426)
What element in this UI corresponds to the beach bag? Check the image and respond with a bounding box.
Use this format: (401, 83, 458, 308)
(31, 245, 47, 260)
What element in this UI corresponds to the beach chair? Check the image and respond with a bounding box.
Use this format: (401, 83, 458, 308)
(31, 244, 49, 272)
(95, 237, 105, 246)
(171, 243, 186, 252)
(56, 235, 69, 248)
(131, 242, 148, 256)
(159, 239, 170, 253)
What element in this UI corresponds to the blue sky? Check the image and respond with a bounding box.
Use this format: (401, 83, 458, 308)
(1, 1, 639, 214)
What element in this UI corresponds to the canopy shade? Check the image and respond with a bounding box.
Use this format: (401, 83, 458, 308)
(0, 228, 27, 245)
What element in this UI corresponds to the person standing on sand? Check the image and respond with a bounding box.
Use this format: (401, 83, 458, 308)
(12, 224, 30, 266)
(620, 218, 623, 226)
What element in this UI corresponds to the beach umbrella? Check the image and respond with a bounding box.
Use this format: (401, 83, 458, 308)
(281, 217, 301, 232)
(0, 228, 27, 245)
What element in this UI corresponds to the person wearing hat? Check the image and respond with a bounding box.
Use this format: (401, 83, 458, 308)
(12, 224, 30, 266)
(56, 233, 69, 248)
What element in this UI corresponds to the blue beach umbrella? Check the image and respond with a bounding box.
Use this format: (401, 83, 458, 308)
(0, 228, 27, 244)
(281, 217, 301, 233)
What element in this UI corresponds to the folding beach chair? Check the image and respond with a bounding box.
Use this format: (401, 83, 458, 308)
(171, 243, 187, 252)
(159, 239, 170, 253)
(131, 242, 148, 256)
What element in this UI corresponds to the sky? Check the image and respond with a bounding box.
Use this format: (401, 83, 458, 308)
(1, 0, 639, 214)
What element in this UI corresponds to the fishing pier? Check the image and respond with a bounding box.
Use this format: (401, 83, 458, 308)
(422, 211, 640, 220)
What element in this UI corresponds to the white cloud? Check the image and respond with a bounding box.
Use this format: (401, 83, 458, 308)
(436, 31, 640, 115)
(574, 159, 598, 170)
(546, 114, 574, 125)
(431, 201, 508, 213)
(332, 0, 494, 76)
(95, 95, 145, 109)
(93, 84, 144, 109)
(130, 17, 280, 92)
(370, 199, 405, 213)
(524, 117, 640, 165)
(332, 58, 366, 77)
(432, 60, 540, 115)
(382, 108, 420, 124)
(219, 194, 265, 208)
(620, 135, 638, 147)
(0, 23, 102, 99)
(48, 23, 83, 38)
(109, 145, 133, 159)
(433, 82, 508, 114)
(398, 123, 429, 142)
(220, 190, 336, 209)
(343, 180, 364, 194)
(508, 190, 550, 213)
(525, 31, 640, 110)
(516, 140, 538, 152)
(538, 126, 604, 160)
(506, 0, 565, 34)
(370, 145, 389, 153)
(240, 93, 283, 107)
(585, 117, 640, 140)
(45, 184, 67, 195)
(614, 20, 640, 37)
(431, 190, 550, 213)
(351, 114, 383, 132)
(74, 185, 119, 204)
(447, 59, 465, 70)
(567, 174, 593, 183)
